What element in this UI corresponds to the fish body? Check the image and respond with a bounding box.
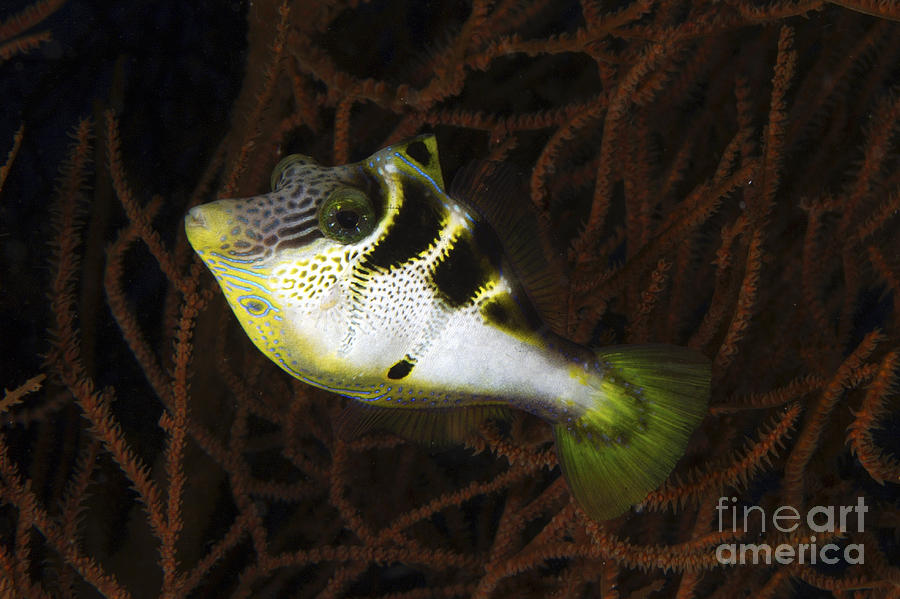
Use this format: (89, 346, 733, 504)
(185, 135, 710, 520)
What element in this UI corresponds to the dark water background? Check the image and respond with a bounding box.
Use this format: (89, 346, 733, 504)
(1, 0, 247, 381)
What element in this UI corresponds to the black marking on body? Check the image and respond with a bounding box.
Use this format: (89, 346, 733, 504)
(510, 289, 549, 332)
(470, 217, 547, 333)
(480, 293, 541, 336)
(405, 140, 431, 167)
(483, 299, 510, 326)
(361, 179, 443, 271)
(387, 359, 415, 380)
(471, 220, 504, 271)
(430, 236, 492, 307)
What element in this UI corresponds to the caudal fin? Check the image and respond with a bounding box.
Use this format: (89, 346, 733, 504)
(554, 345, 710, 520)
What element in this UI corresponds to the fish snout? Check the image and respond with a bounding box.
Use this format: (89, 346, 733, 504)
(184, 198, 268, 258)
(184, 204, 223, 252)
(185, 206, 208, 230)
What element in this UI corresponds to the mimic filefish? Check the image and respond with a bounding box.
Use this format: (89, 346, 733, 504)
(184, 135, 710, 520)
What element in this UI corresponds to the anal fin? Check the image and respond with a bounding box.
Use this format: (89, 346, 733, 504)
(338, 403, 510, 447)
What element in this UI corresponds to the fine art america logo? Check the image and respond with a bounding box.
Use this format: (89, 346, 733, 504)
(715, 496, 867, 565)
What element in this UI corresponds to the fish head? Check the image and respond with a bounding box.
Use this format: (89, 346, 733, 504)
(184, 135, 453, 380)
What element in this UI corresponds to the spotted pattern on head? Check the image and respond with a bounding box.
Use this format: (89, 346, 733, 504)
(219, 161, 382, 261)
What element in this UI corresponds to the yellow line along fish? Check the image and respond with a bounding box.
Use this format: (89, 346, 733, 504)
(184, 135, 709, 520)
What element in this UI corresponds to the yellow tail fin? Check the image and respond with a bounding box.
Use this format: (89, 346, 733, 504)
(554, 345, 710, 520)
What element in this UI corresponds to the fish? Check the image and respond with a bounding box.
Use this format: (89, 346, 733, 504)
(184, 134, 710, 520)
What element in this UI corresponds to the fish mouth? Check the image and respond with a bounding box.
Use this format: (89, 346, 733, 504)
(184, 204, 220, 253)
(185, 206, 207, 230)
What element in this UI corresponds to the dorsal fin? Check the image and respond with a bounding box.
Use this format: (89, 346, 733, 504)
(450, 161, 569, 334)
(337, 403, 510, 447)
(386, 134, 445, 189)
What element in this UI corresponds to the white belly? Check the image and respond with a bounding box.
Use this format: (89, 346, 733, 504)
(411, 309, 586, 407)
(278, 269, 593, 417)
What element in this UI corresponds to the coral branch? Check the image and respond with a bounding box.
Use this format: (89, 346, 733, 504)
(847, 351, 900, 484)
(0, 123, 23, 191)
(644, 403, 803, 511)
(0, 374, 44, 415)
(783, 330, 884, 504)
(827, 0, 900, 20)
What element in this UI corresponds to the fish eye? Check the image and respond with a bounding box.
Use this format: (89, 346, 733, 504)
(270, 154, 317, 191)
(318, 187, 376, 244)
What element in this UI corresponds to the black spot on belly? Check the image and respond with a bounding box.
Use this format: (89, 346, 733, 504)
(405, 140, 431, 166)
(387, 359, 414, 380)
